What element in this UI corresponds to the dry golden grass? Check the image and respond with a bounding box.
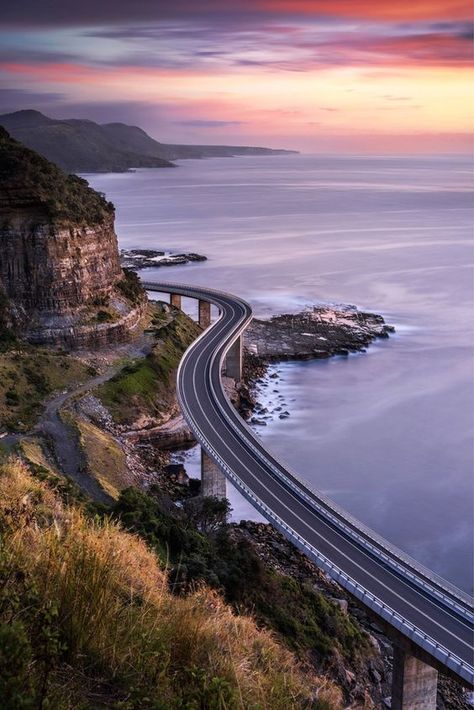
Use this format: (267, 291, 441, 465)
(73, 417, 131, 499)
(0, 456, 343, 709)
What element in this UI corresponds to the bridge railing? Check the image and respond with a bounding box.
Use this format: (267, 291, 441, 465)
(180, 402, 474, 687)
(146, 280, 474, 685)
(202, 306, 473, 618)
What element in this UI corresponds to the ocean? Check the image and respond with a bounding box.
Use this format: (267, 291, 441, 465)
(87, 154, 474, 592)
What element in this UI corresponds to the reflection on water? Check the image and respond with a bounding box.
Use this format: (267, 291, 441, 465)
(87, 154, 474, 592)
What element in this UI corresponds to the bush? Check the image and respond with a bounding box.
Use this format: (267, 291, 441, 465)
(116, 268, 145, 305)
(113, 486, 369, 666)
(0, 457, 340, 708)
(96, 310, 113, 323)
(0, 622, 34, 709)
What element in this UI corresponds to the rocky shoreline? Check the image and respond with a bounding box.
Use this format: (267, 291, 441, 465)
(229, 521, 470, 710)
(245, 304, 395, 361)
(120, 248, 207, 270)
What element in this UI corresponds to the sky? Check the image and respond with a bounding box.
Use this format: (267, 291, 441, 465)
(0, 1, 473, 152)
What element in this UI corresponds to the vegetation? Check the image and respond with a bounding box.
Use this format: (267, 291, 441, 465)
(0, 347, 90, 431)
(112, 486, 370, 668)
(67, 415, 130, 500)
(97, 311, 201, 425)
(0, 111, 175, 173)
(0, 126, 114, 224)
(116, 268, 146, 305)
(0, 456, 341, 708)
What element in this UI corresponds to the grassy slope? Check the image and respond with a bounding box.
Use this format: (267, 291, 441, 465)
(71, 417, 130, 500)
(97, 310, 201, 425)
(0, 348, 91, 431)
(0, 455, 341, 709)
(113, 487, 373, 674)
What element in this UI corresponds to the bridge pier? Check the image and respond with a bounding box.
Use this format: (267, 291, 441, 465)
(391, 646, 438, 709)
(199, 299, 211, 329)
(224, 336, 242, 382)
(201, 449, 226, 499)
(170, 293, 182, 309)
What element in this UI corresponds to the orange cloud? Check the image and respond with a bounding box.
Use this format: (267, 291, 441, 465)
(259, 1, 471, 21)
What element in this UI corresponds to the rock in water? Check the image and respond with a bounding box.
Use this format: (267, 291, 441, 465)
(245, 305, 394, 360)
(120, 248, 207, 270)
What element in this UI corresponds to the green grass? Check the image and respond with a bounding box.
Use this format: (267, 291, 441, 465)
(0, 348, 90, 431)
(97, 312, 201, 425)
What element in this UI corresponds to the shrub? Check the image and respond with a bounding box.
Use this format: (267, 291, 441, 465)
(0, 457, 341, 708)
(96, 309, 113, 323)
(116, 268, 145, 305)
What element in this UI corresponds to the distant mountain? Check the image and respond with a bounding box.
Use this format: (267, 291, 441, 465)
(0, 111, 175, 173)
(101, 121, 299, 161)
(0, 110, 298, 173)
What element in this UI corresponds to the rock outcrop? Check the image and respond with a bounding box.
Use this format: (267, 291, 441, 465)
(0, 127, 146, 347)
(245, 305, 394, 360)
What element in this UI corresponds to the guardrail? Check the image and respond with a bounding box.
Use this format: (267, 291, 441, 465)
(145, 280, 474, 686)
(209, 336, 473, 621)
(179, 399, 473, 686)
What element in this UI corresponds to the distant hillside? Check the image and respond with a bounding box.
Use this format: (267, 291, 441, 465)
(101, 121, 299, 160)
(0, 110, 299, 173)
(0, 110, 175, 173)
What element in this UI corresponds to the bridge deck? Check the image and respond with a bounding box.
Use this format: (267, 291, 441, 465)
(143, 281, 474, 686)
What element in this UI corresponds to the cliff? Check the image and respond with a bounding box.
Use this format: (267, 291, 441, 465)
(0, 127, 146, 347)
(0, 110, 298, 173)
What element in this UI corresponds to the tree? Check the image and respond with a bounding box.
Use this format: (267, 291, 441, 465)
(183, 496, 232, 534)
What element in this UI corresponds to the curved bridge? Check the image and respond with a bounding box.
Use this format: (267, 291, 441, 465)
(143, 281, 474, 690)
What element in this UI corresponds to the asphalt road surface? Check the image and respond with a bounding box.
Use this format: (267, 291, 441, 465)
(143, 281, 474, 685)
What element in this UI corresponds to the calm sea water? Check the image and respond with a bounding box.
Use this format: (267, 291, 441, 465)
(87, 155, 474, 592)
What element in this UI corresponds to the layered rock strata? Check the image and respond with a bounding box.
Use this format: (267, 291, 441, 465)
(0, 127, 146, 347)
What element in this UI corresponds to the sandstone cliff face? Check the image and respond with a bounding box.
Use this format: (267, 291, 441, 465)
(0, 214, 122, 314)
(0, 127, 146, 347)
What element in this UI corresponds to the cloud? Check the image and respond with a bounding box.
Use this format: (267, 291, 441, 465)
(177, 119, 244, 127)
(1, 1, 471, 27)
(0, 88, 66, 113)
(2, 17, 470, 78)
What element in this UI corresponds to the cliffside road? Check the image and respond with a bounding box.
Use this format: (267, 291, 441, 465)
(143, 281, 474, 687)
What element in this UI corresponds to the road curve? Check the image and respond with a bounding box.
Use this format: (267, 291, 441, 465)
(143, 280, 474, 685)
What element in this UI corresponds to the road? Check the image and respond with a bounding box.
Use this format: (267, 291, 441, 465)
(143, 281, 474, 686)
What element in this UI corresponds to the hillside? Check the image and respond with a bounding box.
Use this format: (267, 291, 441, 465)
(0, 111, 175, 172)
(0, 125, 113, 222)
(0, 110, 298, 173)
(0, 455, 340, 709)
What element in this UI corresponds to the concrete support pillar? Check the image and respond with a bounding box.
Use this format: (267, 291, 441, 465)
(201, 449, 226, 499)
(170, 293, 182, 309)
(198, 300, 211, 329)
(391, 646, 438, 710)
(224, 335, 242, 382)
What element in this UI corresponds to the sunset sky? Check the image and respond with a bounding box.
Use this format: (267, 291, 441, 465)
(1, 0, 472, 152)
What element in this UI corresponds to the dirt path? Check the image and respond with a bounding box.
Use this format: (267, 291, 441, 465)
(5, 336, 154, 504)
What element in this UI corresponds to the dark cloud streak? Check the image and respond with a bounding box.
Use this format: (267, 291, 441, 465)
(1, 0, 471, 28)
